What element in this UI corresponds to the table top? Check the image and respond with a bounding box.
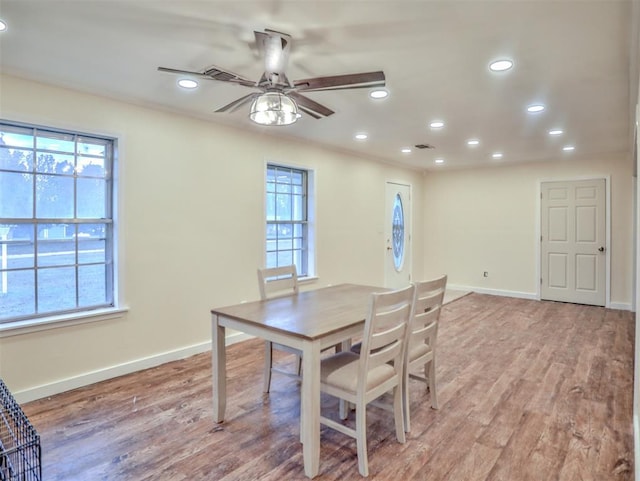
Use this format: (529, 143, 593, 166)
(211, 283, 384, 340)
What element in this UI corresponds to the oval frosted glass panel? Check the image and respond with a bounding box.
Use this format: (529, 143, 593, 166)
(392, 193, 405, 271)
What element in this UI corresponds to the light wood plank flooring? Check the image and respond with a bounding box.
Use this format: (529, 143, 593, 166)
(22, 293, 634, 480)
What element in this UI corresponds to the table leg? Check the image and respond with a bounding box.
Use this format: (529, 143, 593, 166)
(301, 340, 321, 478)
(211, 314, 226, 423)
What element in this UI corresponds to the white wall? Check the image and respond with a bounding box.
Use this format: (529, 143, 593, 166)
(423, 154, 634, 307)
(0, 74, 426, 400)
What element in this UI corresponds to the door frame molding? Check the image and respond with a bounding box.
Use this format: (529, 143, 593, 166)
(535, 175, 611, 307)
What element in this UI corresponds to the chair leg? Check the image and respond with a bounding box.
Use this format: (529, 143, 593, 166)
(428, 357, 438, 410)
(263, 341, 273, 393)
(339, 399, 349, 420)
(295, 355, 302, 376)
(402, 367, 411, 432)
(355, 403, 369, 477)
(393, 385, 406, 444)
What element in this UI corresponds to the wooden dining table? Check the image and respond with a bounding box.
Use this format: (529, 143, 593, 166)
(210, 283, 384, 478)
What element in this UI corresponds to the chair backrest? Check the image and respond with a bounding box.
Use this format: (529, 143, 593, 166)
(358, 284, 415, 391)
(409, 275, 447, 355)
(257, 265, 299, 300)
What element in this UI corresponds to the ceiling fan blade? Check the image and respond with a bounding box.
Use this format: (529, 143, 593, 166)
(297, 106, 322, 120)
(293, 71, 385, 92)
(288, 92, 335, 117)
(158, 66, 256, 88)
(215, 93, 258, 113)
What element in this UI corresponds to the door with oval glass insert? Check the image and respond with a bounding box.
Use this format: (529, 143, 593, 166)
(384, 182, 411, 288)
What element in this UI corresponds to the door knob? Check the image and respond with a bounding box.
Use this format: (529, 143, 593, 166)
(598, 246, 605, 252)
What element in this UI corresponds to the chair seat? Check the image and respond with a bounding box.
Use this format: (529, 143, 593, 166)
(321, 351, 397, 393)
(408, 343, 433, 362)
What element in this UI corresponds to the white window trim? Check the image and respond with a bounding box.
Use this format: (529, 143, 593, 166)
(263, 159, 316, 278)
(0, 305, 129, 338)
(0, 120, 121, 328)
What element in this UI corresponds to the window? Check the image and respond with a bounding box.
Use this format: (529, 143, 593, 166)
(0, 121, 115, 323)
(265, 164, 310, 276)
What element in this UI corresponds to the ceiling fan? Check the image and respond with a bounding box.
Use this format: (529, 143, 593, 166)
(158, 29, 386, 126)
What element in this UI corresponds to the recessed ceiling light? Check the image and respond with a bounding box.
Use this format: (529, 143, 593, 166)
(0, 20, 6, 32)
(430, 121, 445, 129)
(492, 152, 503, 159)
(527, 104, 545, 113)
(355, 133, 368, 140)
(401, 148, 412, 153)
(435, 159, 445, 164)
(489, 59, 513, 72)
(467, 139, 480, 146)
(563, 146, 575, 151)
(178, 79, 198, 89)
(369, 89, 389, 99)
(548, 129, 563, 136)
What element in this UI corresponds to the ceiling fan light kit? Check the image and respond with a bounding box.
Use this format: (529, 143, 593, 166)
(249, 92, 299, 126)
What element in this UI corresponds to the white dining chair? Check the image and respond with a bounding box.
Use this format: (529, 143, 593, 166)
(318, 284, 415, 477)
(403, 275, 447, 432)
(258, 265, 302, 393)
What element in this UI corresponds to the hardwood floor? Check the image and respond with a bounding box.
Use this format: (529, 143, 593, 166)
(22, 293, 634, 480)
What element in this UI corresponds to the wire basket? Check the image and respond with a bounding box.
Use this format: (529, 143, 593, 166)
(0, 379, 41, 481)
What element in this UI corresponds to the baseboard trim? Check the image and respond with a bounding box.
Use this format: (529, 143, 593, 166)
(447, 284, 538, 301)
(610, 301, 633, 311)
(13, 332, 254, 404)
(448, 284, 633, 311)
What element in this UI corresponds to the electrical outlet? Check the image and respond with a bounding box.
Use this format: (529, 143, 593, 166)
(483, 271, 489, 277)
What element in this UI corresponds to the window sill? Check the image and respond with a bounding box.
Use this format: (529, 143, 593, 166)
(299, 276, 319, 285)
(0, 307, 129, 338)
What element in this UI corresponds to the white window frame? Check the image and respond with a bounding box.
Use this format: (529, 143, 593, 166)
(265, 162, 315, 278)
(0, 120, 124, 335)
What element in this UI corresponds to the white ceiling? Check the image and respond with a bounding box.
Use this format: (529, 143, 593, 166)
(0, 0, 636, 171)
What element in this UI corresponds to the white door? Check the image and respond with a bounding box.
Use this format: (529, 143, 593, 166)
(540, 179, 606, 306)
(384, 182, 411, 288)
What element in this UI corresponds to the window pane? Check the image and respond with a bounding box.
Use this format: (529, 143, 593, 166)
(78, 226, 106, 264)
(37, 225, 75, 267)
(292, 171, 303, 186)
(36, 131, 75, 153)
(37, 266, 76, 313)
(77, 156, 105, 177)
(266, 252, 277, 268)
(293, 251, 303, 273)
(36, 174, 74, 218)
(0, 125, 34, 149)
(0, 224, 34, 269)
(79, 264, 106, 307)
(0, 270, 35, 320)
(275, 194, 291, 219)
(266, 193, 276, 221)
(35, 152, 74, 174)
(0, 171, 34, 218)
(277, 251, 293, 266)
(77, 177, 106, 218)
(0, 146, 33, 171)
(276, 182, 291, 193)
(292, 194, 304, 221)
